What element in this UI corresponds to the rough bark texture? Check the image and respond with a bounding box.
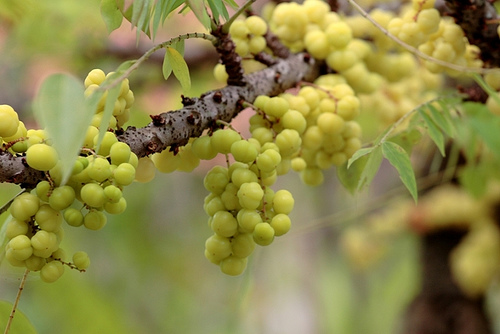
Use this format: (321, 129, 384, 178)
(0, 151, 46, 188)
(444, 0, 500, 67)
(118, 53, 318, 158)
(0, 53, 319, 186)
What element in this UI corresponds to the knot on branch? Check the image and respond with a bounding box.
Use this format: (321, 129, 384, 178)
(212, 27, 246, 86)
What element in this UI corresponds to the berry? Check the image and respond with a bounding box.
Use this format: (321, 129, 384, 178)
(40, 261, 64, 283)
(113, 163, 136, 186)
(72, 251, 90, 270)
(273, 190, 295, 214)
(211, 211, 238, 237)
(270, 214, 291, 236)
(26, 143, 59, 171)
(253, 222, 275, 246)
(237, 182, 264, 210)
(48, 186, 76, 211)
(35, 204, 63, 232)
(0, 105, 19, 138)
(231, 140, 258, 163)
(220, 256, 247, 276)
(84, 210, 107, 230)
(211, 129, 241, 154)
(10, 193, 40, 222)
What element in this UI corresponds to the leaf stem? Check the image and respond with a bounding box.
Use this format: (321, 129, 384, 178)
(3, 269, 30, 334)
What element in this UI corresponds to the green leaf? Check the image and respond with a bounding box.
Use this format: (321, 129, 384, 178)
(186, 0, 211, 29)
(347, 147, 374, 168)
(123, 1, 151, 39)
(0, 300, 37, 334)
(100, 0, 123, 33)
(162, 52, 173, 80)
(418, 108, 445, 156)
(426, 104, 454, 138)
(33, 74, 94, 185)
(337, 156, 367, 195)
(382, 141, 418, 202)
(152, 0, 168, 39)
(94, 60, 135, 150)
(463, 102, 500, 158)
(166, 47, 191, 92)
(207, 0, 229, 23)
(162, 41, 185, 80)
(223, 0, 239, 9)
(357, 146, 383, 191)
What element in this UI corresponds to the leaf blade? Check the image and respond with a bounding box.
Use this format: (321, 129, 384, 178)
(418, 108, 445, 156)
(33, 74, 93, 185)
(382, 141, 418, 202)
(100, 0, 123, 33)
(166, 47, 191, 92)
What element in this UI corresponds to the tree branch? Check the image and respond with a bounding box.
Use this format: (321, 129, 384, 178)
(444, 0, 500, 68)
(0, 53, 319, 187)
(119, 53, 318, 157)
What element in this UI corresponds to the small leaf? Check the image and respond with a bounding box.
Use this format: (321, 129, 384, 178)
(0, 300, 38, 334)
(337, 157, 367, 195)
(95, 84, 121, 152)
(418, 109, 445, 156)
(347, 147, 374, 168)
(100, 0, 123, 33)
(162, 52, 173, 80)
(186, 0, 211, 29)
(166, 47, 191, 92)
(207, 0, 229, 22)
(357, 146, 383, 191)
(172, 40, 185, 55)
(33, 74, 94, 185)
(223, 0, 239, 9)
(426, 104, 454, 138)
(382, 141, 418, 202)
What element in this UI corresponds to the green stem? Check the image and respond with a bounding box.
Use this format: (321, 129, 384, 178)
(98, 32, 218, 92)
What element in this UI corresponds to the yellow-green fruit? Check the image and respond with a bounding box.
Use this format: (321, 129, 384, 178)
(220, 256, 247, 276)
(72, 251, 91, 270)
(0, 104, 19, 138)
(10, 193, 40, 222)
(26, 143, 59, 171)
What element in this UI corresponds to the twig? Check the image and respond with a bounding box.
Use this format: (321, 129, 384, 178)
(3, 269, 30, 334)
(98, 32, 218, 92)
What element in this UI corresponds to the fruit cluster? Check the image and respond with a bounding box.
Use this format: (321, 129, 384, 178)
(1, 69, 155, 282)
(213, 15, 269, 83)
(191, 128, 294, 276)
(386, 0, 483, 75)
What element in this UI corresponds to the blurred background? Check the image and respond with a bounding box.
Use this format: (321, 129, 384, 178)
(0, 1, 421, 333)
